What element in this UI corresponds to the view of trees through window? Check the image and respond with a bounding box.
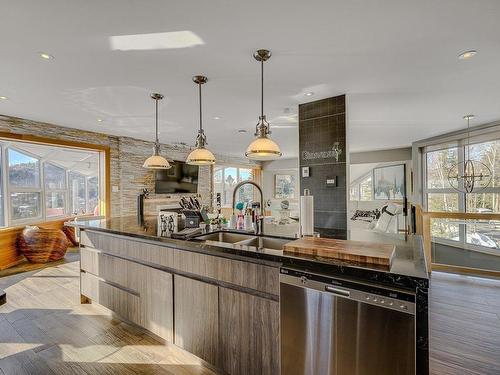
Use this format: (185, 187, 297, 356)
(214, 166, 254, 207)
(425, 139, 500, 249)
(0, 139, 102, 226)
(350, 174, 373, 201)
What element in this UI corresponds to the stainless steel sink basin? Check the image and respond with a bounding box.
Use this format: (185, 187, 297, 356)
(237, 237, 291, 250)
(194, 232, 255, 244)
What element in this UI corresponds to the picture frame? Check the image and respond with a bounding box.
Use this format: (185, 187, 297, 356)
(373, 164, 406, 200)
(274, 174, 296, 199)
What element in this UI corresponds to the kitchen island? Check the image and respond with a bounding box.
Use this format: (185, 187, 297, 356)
(68, 216, 429, 375)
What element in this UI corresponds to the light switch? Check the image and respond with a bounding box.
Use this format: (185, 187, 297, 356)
(326, 177, 337, 187)
(302, 166, 310, 178)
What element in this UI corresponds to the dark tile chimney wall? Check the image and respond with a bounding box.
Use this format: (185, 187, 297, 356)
(299, 95, 347, 238)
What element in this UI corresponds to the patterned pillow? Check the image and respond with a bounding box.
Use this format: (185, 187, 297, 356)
(351, 209, 378, 222)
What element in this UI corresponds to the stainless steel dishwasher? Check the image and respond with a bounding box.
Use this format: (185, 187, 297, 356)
(280, 267, 415, 375)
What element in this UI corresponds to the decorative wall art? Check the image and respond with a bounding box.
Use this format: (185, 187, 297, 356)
(373, 164, 406, 200)
(275, 174, 296, 199)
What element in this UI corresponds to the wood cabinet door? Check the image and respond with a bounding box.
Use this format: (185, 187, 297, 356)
(219, 287, 280, 375)
(80, 246, 174, 343)
(174, 275, 219, 366)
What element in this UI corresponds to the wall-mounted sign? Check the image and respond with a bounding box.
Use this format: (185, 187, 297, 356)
(301, 142, 342, 162)
(302, 166, 310, 178)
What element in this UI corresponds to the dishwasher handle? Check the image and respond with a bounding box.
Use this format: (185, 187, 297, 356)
(325, 285, 350, 297)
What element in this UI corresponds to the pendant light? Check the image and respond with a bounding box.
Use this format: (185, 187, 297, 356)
(143, 93, 171, 169)
(186, 75, 216, 165)
(245, 49, 282, 160)
(447, 114, 491, 193)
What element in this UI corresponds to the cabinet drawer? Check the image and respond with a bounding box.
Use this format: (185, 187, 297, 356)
(80, 247, 130, 290)
(81, 271, 140, 325)
(80, 248, 174, 342)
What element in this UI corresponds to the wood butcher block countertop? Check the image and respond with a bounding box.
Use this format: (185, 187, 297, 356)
(283, 237, 396, 267)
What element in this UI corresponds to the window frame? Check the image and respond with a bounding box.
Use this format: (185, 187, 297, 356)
(214, 164, 254, 208)
(68, 170, 88, 215)
(349, 172, 373, 201)
(6, 146, 43, 225)
(0, 144, 5, 227)
(43, 161, 68, 219)
(0, 137, 105, 227)
(423, 137, 500, 253)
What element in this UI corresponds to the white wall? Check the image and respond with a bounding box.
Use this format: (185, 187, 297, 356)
(261, 158, 299, 201)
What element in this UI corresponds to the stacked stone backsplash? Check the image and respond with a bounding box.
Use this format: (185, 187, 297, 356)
(0, 115, 257, 218)
(298, 95, 347, 238)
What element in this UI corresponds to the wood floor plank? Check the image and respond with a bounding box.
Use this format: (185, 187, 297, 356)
(430, 271, 500, 375)
(0, 261, 219, 375)
(2, 260, 500, 375)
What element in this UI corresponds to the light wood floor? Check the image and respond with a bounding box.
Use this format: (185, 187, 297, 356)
(1, 262, 499, 374)
(0, 262, 219, 375)
(429, 272, 500, 375)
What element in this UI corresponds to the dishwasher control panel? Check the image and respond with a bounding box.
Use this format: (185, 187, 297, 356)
(280, 267, 416, 315)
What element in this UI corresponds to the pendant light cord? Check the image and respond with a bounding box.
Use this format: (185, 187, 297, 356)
(466, 116, 470, 159)
(261, 59, 264, 118)
(199, 82, 203, 133)
(155, 98, 159, 143)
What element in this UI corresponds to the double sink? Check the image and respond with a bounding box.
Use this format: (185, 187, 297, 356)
(193, 231, 291, 251)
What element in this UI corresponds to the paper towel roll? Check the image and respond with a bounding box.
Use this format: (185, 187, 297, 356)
(300, 189, 314, 236)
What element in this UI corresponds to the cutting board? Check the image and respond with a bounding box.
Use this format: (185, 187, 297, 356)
(283, 237, 396, 267)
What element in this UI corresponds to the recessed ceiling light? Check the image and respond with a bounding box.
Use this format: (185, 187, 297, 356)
(97, 118, 103, 122)
(39, 52, 54, 60)
(213, 116, 221, 120)
(0, 96, 7, 100)
(305, 92, 314, 96)
(238, 129, 247, 133)
(458, 50, 477, 60)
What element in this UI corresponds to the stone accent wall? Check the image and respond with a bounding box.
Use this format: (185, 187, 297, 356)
(0, 115, 257, 217)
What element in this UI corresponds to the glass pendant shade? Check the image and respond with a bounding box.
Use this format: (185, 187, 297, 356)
(245, 135, 282, 160)
(143, 150, 171, 169)
(246, 49, 282, 161)
(186, 75, 216, 166)
(187, 146, 216, 165)
(144, 93, 171, 169)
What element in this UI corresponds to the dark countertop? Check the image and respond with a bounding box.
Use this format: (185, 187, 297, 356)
(67, 216, 429, 290)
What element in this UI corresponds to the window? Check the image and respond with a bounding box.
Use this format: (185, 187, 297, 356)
(0, 139, 103, 226)
(44, 163, 67, 217)
(0, 146, 4, 227)
(87, 176, 99, 214)
(349, 184, 359, 201)
(214, 166, 255, 207)
(359, 175, 373, 201)
(350, 174, 373, 201)
(69, 172, 86, 215)
(8, 149, 40, 188)
(424, 139, 500, 248)
(8, 148, 42, 222)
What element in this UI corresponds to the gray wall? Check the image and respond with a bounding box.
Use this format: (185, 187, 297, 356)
(350, 147, 412, 165)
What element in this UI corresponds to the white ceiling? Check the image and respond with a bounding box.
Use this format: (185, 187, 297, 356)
(1, 0, 500, 157)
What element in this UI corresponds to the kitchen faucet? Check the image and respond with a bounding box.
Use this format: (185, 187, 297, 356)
(232, 181, 264, 235)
